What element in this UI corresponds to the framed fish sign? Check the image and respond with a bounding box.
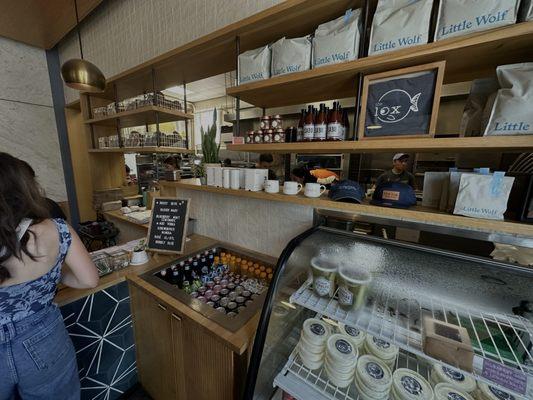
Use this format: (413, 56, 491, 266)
(357, 61, 446, 140)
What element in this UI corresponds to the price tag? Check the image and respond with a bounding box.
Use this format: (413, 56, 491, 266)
(481, 358, 527, 395)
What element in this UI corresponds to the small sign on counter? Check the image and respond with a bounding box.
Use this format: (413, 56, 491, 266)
(146, 197, 190, 254)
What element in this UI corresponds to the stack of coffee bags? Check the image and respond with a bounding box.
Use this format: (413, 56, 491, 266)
(434, 383, 474, 400)
(297, 318, 331, 370)
(337, 323, 366, 351)
(430, 363, 476, 395)
(475, 382, 527, 400)
(324, 334, 359, 388)
(362, 335, 399, 369)
(355, 355, 393, 400)
(391, 368, 434, 400)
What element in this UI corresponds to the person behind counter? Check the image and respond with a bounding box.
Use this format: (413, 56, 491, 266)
(0, 152, 99, 398)
(163, 155, 180, 172)
(256, 153, 277, 180)
(375, 153, 416, 188)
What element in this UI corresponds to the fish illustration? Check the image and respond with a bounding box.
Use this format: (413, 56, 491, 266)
(374, 89, 421, 124)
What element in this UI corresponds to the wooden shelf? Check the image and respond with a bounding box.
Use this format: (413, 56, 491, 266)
(161, 182, 533, 240)
(227, 22, 533, 107)
(84, 106, 193, 128)
(88, 146, 193, 154)
(227, 136, 533, 154)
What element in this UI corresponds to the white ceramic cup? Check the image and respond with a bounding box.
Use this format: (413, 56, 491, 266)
(283, 181, 303, 195)
(264, 180, 280, 193)
(305, 182, 327, 198)
(206, 167, 216, 186)
(230, 169, 240, 190)
(214, 168, 223, 187)
(223, 168, 231, 189)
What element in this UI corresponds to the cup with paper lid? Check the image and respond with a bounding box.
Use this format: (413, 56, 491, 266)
(391, 369, 434, 400)
(431, 363, 476, 393)
(434, 383, 474, 400)
(337, 263, 372, 310)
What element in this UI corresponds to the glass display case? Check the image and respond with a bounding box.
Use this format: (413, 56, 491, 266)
(244, 226, 533, 400)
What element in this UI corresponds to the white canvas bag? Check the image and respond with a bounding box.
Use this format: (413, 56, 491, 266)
(368, 0, 433, 56)
(271, 36, 312, 77)
(238, 45, 271, 84)
(313, 9, 362, 68)
(484, 63, 533, 136)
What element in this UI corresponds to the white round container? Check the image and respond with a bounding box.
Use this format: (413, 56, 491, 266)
(431, 364, 476, 393)
(476, 382, 525, 400)
(324, 362, 356, 382)
(337, 323, 366, 349)
(364, 335, 399, 366)
(297, 343, 323, 363)
(299, 351, 323, 371)
(434, 383, 474, 400)
(324, 365, 354, 389)
(355, 373, 390, 400)
(356, 355, 393, 395)
(299, 333, 325, 355)
(326, 334, 358, 367)
(302, 318, 331, 346)
(392, 368, 434, 400)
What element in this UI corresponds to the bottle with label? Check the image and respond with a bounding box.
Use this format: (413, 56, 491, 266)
(327, 101, 342, 141)
(342, 108, 350, 140)
(314, 104, 327, 141)
(303, 105, 315, 142)
(296, 109, 305, 142)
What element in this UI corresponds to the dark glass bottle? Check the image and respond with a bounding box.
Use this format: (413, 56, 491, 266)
(303, 105, 315, 142)
(342, 108, 350, 140)
(314, 103, 327, 141)
(327, 101, 342, 141)
(297, 109, 305, 142)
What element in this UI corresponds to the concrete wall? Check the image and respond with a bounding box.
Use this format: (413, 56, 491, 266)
(0, 36, 67, 201)
(58, 0, 282, 103)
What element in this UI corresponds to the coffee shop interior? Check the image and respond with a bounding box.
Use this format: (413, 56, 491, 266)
(2, 0, 533, 399)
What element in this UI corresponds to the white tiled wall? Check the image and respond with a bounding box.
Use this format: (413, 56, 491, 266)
(0, 36, 67, 201)
(58, 0, 282, 103)
(173, 188, 314, 257)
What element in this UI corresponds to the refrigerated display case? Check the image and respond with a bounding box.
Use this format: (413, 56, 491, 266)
(244, 226, 533, 400)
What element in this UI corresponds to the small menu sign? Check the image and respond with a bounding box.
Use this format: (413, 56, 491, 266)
(146, 197, 190, 254)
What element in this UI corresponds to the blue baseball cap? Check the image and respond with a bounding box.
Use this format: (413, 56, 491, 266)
(371, 182, 416, 208)
(328, 180, 364, 203)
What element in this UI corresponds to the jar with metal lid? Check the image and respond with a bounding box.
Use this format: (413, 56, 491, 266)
(253, 130, 263, 144)
(273, 128, 285, 143)
(260, 116, 271, 130)
(263, 129, 273, 143)
(245, 131, 254, 144)
(271, 115, 283, 129)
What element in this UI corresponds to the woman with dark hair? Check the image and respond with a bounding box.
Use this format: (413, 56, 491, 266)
(0, 152, 99, 398)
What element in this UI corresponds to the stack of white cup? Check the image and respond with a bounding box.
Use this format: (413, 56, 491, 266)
(355, 355, 393, 400)
(362, 335, 399, 369)
(434, 383, 474, 400)
(337, 323, 366, 351)
(324, 334, 359, 388)
(391, 368, 434, 400)
(475, 382, 527, 400)
(297, 318, 331, 370)
(430, 363, 476, 395)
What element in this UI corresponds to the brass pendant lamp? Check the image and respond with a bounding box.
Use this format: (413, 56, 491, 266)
(61, 0, 106, 92)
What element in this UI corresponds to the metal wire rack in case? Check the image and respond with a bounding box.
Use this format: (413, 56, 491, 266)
(289, 279, 533, 397)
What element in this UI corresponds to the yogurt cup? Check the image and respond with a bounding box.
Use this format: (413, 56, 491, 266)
(356, 355, 392, 395)
(302, 318, 331, 346)
(476, 382, 526, 400)
(298, 351, 324, 370)
(431, 364, 476, 393)
(324, 362, 355, 382)
(434, 383, 474, 400)
(326, 334, 358, 367)
(391, 369, 434, 400)
(364, 335, 399, 366)
(337, 323, 366, 349)
(337, 264, 372, 310)
(310, 257, 337, 298)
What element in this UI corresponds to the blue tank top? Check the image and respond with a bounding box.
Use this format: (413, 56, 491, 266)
(0, 218, 72, 325)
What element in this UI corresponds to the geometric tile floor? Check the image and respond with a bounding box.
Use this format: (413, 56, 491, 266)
(60, 281, 137, 400)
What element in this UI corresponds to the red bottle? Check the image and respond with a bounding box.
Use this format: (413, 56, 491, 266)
(303, 105, 315, 142)
(327, 101, 342, 141)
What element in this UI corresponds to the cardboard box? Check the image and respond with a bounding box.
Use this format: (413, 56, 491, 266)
(422, 317, 474, 372)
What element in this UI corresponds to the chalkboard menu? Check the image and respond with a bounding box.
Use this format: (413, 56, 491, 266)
(146, 197, 190, 254)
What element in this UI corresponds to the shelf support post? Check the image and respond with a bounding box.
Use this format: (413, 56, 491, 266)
(235, 36, 241, 137)
(114, 83, 124, 148)
(183, 81, 189, 149)
(151, 67, 160, 147)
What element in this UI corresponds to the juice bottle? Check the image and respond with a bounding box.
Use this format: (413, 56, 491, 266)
(302, 105, 315, 142)
(327, 101, 342, 141)
(314, 103, 327, 141)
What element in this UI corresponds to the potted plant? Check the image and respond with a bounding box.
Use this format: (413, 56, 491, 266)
(130, 239, 149, 265)
(201, 108, 221, 186)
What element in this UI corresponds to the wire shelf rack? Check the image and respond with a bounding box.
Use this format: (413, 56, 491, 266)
(289, 280, 533, 397)
(275, 348, 429, 400)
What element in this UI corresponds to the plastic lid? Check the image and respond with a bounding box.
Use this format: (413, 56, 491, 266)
(364, 335, 399, 360)
(338, 264, 372, 285)
(326, 334, 358, 367)
(477, 382, 523, 400)
(432, 364, 476, 393)
(356, 355, 392, 393)
(434, 383, 474, 400)
(302, 318, 331, 346)
(392, 369, 434, 400)
(337, 323, 366, 347)
(310, 257, 338, 273)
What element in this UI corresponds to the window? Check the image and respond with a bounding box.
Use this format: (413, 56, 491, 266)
(193, 108, 221, 150)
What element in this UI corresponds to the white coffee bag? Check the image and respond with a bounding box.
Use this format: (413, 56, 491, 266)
(435, 0, 520, 41)
(484, 63, 533, 136)
(271, 36, 312, 77)
(453, 173, 515, 220)
(519, 0, 533, 21)
(313, 9, 362, 68)
(238, 45, 271, 84)
(368, 0, 433, 56)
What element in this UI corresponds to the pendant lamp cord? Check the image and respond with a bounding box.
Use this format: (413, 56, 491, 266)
(74, 0, 84, 59)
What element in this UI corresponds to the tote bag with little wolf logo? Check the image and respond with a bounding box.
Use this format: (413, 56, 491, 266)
(453, 173, 515, 220)
(484, 63, 533, 136)
(271, 36, 311, 77)
(435, 0, 520, 41)
(368, 0, 433, 56)
(313, 8, 362, 68)
(238, 45, 271, 84)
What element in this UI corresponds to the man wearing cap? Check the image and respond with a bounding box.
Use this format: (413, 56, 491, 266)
(375, 153, 415, 188)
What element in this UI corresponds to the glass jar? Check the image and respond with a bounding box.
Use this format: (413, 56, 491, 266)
(245, 131, 254, 144)
(253, 130, 263, 144)
(273, 128, 285, 143)
(271, 115, 283, 129)
(260, 116, 271, 130)
(263, 129, 273, 143)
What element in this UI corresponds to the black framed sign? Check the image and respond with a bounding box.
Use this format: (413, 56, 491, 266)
(146, 197, 190, 254)
(358, 61, 446, 139)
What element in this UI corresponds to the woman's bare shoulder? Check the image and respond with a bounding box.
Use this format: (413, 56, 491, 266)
(27, 219, 61, 254)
